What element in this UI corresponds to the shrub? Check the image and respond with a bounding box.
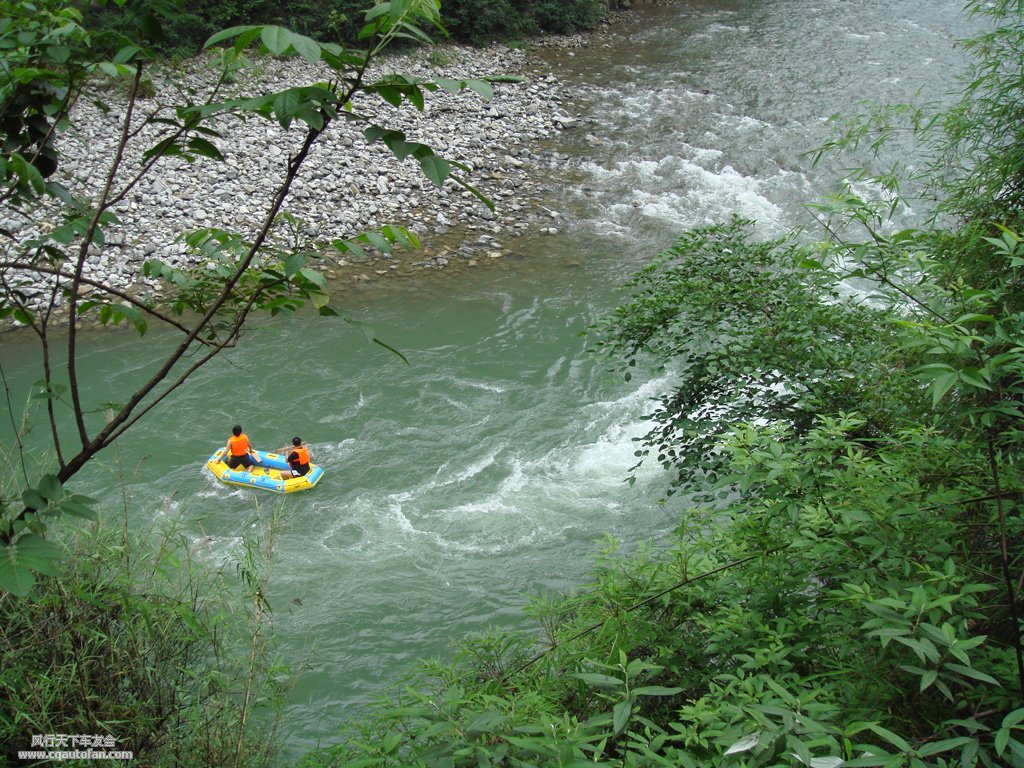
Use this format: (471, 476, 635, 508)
(439, 0, 607, 43)
(74, 0, 611, 52)
(0, 507, 291, 767)
(74, 0, 371, 56)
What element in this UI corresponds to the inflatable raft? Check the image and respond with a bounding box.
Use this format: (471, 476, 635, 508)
(206, 447, 325, 494)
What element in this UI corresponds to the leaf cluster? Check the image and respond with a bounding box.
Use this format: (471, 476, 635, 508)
(0, 0, 91, 208)
(0, 508, 291, 766)
(75, 0, 612, 56)
(588, 217, 923, 492)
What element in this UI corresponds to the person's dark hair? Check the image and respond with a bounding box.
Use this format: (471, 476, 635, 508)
(233, 425, 242, 436)
(292, 437, 301, 446)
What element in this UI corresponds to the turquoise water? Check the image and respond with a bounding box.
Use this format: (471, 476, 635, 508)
(0, 0, 976, 759)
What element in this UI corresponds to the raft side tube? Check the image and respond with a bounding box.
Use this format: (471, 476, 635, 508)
(206, 447, 324, 494)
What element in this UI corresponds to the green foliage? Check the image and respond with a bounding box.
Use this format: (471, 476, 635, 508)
(0, 472, 96, 596)
(75, 0, 372, 57)
(75, 0, 610, 55)
(528, 0, 606, 36)
(935, 0, 1024, 234)
(438, 0, 606, 43)
(588, 217, 924, 492)
(0, 0, 91, 207)
(0, 507, 292, 766)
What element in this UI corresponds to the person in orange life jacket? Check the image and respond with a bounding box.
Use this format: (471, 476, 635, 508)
(224, 424, 261, 471)
(279, 436, 311, 479)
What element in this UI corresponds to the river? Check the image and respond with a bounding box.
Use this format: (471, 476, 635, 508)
(0, 0, 976, 761)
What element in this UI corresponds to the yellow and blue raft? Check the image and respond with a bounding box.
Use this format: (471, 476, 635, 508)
(206, 447, 325, 494)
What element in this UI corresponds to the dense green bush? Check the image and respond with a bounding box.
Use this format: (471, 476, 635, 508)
(74, 0, 610, 56)
(529, 0, 606, 36)
(0, 509, 290, 766)
(75, 0, 369, 57)
(440, 0, 606, 43)
(435, 0, 523, 43)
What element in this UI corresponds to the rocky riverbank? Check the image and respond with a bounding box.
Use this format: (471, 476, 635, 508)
(4, 39, 592, 315)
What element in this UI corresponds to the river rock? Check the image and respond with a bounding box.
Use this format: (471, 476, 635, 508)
(8, 41, 582, 319)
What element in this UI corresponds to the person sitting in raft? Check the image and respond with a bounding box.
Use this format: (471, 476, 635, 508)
(279, 436, 311, 479)
(225, 425, 260, 472)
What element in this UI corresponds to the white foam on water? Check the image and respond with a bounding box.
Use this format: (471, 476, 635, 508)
(437, 394, 473, 412)
(572, 421, 652, 482)
(384, 494, 417, 535)
(591, 220, 634, 239)
(431, 450, 500, 488)
(698, 22, 749, 38)
(544, 355, 568, 383)
(495, 457, 529, 496)
(724, 114, 769, 131)
(316, 390, 375, 423)
(578, 148, 787, 234)
(497, 300, 542, 333)
(568, 373, 676, 481)
(306, 438, 359, 466)
(445, 376, 508, 394)
(309, 366, 679, 567)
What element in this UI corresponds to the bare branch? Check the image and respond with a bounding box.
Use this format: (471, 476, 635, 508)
(1, 261, 209, 338)
(66, 62, 148, 450)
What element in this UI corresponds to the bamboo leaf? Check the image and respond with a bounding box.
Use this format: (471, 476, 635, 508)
(725, 733, 760, 755)
(572, 673, 623, 690)
(930, 371, 959, 406)
(919, 669, 937, 691)
(631, 686, 683, 697)
(1002, 709, 1024, 730)
(918, 737, 972, 757)
(612, 700, 631, 737)
(943, 663, 998, 685)
(867, 724, 912, 752)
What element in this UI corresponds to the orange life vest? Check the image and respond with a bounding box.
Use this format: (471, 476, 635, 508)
(228, 433, 251, 456)
(289, 445, 310, 467)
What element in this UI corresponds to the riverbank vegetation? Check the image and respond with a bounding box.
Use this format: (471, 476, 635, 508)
(0, 485, 289, 765)
(300, 1, 1024, 766)
(76, 0, 617, 56)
